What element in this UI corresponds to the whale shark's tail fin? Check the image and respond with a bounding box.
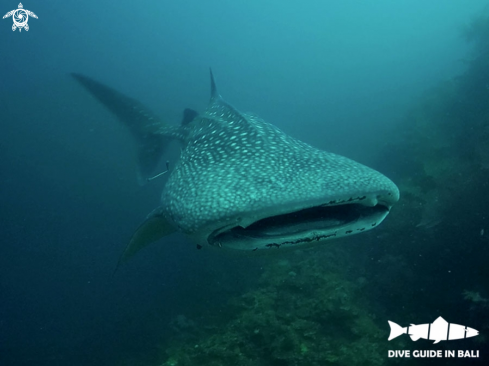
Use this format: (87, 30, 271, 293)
(71, 73, 182, 184)
(388, 321, 407, 341)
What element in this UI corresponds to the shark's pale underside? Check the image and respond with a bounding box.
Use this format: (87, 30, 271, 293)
(71, 71, 399, 266)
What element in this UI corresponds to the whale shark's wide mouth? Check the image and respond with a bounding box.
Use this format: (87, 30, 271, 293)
(207, 203, 390, 251)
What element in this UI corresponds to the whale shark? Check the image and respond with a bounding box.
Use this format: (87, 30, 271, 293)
(72, 71, 399, 265)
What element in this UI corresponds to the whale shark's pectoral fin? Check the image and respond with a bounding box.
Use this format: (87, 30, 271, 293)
(115, 208, 176, 271)
(71, 73, 183, 184)
(410, 334, 421, 341)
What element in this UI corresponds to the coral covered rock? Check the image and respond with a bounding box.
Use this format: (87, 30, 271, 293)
(160, 258, 387, 366)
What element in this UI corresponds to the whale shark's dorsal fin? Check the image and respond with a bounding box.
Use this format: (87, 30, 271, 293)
(210, 68, 220, 100)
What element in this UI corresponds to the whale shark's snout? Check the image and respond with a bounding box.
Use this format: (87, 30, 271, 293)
(72, 70, 399, 265)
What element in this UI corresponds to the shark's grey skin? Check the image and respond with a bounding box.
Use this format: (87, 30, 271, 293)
(72, 71, 399, 264)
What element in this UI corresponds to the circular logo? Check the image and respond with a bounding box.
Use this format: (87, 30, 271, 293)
(13, 9, 28, 28)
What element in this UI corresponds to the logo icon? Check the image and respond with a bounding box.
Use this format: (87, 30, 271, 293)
(388, 316, 479, 344)
(3, 3, 37, 32)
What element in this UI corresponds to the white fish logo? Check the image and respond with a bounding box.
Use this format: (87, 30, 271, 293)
(388, 316, 478, 344)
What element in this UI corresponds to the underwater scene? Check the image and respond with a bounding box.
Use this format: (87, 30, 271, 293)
(1, 1, 489, 365)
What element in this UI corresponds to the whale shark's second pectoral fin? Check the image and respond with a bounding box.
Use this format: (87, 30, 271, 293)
(71, 73, 183, 183)
(410, 334, 421, 341)
(115, 207, 176, 271)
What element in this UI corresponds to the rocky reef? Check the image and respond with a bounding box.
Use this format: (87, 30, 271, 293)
(359, 7, 489, 357)
(160, 257, 391, 366)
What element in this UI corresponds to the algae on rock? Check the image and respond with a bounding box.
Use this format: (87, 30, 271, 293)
(160, 257, 388, 366)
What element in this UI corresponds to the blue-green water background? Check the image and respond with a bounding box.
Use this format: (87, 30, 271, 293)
(1, 1, 488, 365)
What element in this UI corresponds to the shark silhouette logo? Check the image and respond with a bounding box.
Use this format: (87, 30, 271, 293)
(388, 316, 479, 344)
(3, 3, 37, 32)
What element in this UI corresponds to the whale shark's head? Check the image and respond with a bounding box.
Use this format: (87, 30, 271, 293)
(162, 72, 399, 251)
(71, 71, 399, 263)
